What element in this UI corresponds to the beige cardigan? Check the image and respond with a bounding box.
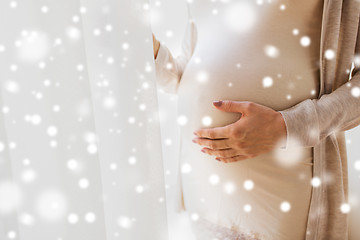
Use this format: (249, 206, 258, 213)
(153, 1, 360, 239)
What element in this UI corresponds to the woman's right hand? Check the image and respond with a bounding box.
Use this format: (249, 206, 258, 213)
(152, 33, 160, 59)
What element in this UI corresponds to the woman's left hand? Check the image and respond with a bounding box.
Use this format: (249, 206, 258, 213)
(192, 100, 287, 163)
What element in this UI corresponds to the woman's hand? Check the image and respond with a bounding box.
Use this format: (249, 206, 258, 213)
(192, 100, 287, 163)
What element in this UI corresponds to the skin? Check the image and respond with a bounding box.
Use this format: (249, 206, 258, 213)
(152, 34, 287, 163)
(192, 100, 287, 163)
(152, 33, 160, 60)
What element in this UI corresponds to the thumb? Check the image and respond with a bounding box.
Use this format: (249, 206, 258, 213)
(213, 100, 250, 114)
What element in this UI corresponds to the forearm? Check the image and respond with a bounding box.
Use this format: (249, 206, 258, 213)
(152, 15, 198, 94)
(152, 36, 190, 94)
(278, 71, 360, 149)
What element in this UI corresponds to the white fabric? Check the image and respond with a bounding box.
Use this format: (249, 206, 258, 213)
(0, 1, 168, 239)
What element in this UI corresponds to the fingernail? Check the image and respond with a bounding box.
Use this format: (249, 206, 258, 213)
(201, 149, 205, 153)
(193, 131, 198, 136)
(213, 101, 222, 107)
(192, 139, 196, 143)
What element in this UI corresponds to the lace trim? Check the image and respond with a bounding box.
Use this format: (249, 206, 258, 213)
(190, 217, 274, 240)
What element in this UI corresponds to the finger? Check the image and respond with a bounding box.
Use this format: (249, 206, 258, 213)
(216, 154, 248, 163)
(193, 138, 232, 150)
(213, 100, 253, 115)
(193, 125, 231, 139)
(202, 147, 241, 158)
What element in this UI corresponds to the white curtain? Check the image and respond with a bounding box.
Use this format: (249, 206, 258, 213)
(0, 0, 168, 239)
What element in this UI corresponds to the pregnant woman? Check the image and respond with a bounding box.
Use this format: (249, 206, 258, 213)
(152, 0, 360, 239)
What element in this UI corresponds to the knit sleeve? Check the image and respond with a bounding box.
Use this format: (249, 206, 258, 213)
(278, 18, 360, 150)
(153, 3, 198, 94)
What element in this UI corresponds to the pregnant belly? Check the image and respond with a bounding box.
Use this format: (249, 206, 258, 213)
(177, 50, 320, 144)
(176, 55, 315, 239)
